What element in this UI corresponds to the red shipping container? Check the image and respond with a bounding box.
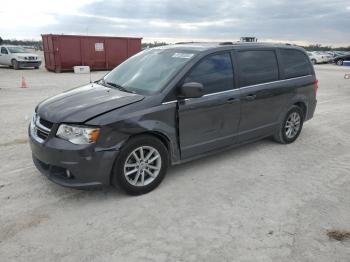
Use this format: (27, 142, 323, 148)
(42, 34, 142, 73)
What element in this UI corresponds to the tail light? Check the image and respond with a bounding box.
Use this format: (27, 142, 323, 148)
(314, 79, 318, 96)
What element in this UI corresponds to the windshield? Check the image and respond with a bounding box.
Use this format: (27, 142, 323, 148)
(8, 47, 27, 53)
(103, 48, 196, 95)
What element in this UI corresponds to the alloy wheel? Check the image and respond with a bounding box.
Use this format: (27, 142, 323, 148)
(124, 146, 162, 186)
(285, 112, 301, 139)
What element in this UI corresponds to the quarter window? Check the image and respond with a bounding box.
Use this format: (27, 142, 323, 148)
(237, 50, 279, 87)
(279, 49, 312, 79)
(184, 53, 234, 94)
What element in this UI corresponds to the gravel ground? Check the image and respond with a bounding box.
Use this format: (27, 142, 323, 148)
(0, 62, 350, 262)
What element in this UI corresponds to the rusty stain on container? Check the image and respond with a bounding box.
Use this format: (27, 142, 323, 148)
(42, 34, 142, 73)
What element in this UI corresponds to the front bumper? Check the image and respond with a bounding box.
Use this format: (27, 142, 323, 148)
(18, 61, 41, 68)
(29, 127, 118, 189)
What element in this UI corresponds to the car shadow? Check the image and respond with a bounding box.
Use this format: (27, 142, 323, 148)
(0, 65, 39, 70)
(166, 138, 273, 179)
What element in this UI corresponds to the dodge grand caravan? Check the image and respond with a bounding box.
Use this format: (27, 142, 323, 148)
(29, 43, 317, 195)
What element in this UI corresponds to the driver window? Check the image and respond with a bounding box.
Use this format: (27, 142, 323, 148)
(184, 53, 234, 94)
(1, 47, 8, 54)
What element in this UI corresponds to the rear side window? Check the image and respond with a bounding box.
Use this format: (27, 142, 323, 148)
(279, 49, 312, 79)
(184, 53, 234, 94)
(237, 50, 279, 87)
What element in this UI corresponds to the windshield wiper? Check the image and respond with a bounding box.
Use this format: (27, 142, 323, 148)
(99, 79, 134, 93)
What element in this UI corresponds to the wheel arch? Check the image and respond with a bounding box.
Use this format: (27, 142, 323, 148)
(293, 101, 307, 120)
(133, 131, 171, 152)
(109, 130, 174, 185)
(11, 58, 19, 69)
(277, 98, 308, 124)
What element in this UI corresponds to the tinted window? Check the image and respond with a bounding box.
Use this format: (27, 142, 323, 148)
(184, 53, 234, 94)
(280, 49, 312, 79)
(1, 47, 8, 54)
(237, 50, 279, 87)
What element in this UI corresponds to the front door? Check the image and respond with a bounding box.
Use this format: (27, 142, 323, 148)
(178, 52, 241, 159)
(0, 47, 10, 65)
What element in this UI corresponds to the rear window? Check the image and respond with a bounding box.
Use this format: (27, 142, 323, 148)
(279, 49, 312, 79)
(237, 50, 279, 87)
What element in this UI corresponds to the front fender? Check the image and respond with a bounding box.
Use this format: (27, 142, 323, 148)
(86, 102, 180, 164)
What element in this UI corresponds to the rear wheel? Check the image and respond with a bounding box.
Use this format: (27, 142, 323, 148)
(12, 59, 19, 70)
(273, 106, 304, 144)
(112, 135, 169, 195)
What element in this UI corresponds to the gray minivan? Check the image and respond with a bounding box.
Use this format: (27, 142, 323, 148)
(29, 42, 318, 195)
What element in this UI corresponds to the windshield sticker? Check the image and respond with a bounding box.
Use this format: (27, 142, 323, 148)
(172, 53, 194, 59)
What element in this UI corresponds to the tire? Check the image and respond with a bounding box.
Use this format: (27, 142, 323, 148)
(273, 106, 304, 144)
(34, 66, 39, 69)
(112, 135, 169, 195)
(337, 59, 343, 66)
(12, 59, 19, 70)
(311, 59, 317, 65)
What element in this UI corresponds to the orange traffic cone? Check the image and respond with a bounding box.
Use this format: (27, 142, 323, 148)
(21, 76, 28, 88)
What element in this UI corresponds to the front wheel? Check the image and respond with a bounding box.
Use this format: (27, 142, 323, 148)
(112, 135, 169, 195)
(311, 59, 317, 65)
(337, 59, 343, 66)
(273, 106, 304, 144)
(12, 59, 19, 70)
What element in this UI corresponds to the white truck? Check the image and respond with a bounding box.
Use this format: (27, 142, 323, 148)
(0, 45, 41, 69)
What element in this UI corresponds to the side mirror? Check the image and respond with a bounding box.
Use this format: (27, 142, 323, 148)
(179, 82, 204, 99)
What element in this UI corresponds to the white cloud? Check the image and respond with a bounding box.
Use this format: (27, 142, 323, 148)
(0, 0, 99, 28)
(0, 0, 349, 46)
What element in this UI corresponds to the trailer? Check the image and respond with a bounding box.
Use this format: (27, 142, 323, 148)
(42, 34, 142, 73)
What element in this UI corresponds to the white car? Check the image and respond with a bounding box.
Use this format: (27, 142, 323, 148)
(314, 51, 333, 63)
(0, 45, 42, 69)
(307, 51, 331, 64)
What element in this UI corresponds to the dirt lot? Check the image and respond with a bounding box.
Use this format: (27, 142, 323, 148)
(0, 62, 350, 262)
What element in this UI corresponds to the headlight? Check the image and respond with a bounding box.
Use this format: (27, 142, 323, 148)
(56, 124, 100, 144)
(18, 56, 26, 60)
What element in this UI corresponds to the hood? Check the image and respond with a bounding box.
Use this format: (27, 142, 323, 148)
(15, 52, 39, 57)
(36, 83, 144, 123)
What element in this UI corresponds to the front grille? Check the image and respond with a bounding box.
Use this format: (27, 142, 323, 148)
(37, 128, 49, 140)
(39, 118, 54, 129)
(31, 115, 53, 143)
(28, 56, 36, 60)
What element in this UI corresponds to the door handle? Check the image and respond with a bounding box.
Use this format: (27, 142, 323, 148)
(226, 97, 239, 103)
(244, 94, 256, 101)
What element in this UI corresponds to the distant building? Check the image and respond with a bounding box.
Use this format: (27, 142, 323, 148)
(240, 37, 258, 42)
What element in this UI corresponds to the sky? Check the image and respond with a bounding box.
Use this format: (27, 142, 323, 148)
(0, 0, 349, 46)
